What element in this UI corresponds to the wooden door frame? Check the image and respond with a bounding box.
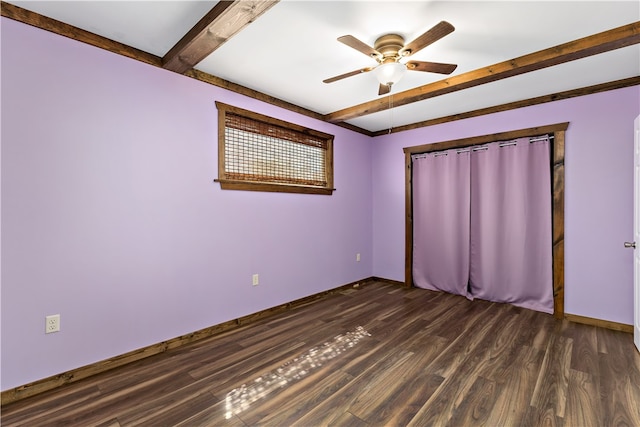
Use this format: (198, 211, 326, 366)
(634, 115, 639, 350)
(403, 122, 569, 319)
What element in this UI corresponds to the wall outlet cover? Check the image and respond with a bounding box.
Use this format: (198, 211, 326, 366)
(45, 314, 60, 334)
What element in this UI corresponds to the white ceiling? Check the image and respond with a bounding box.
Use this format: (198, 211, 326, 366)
(7, 0, 640, 133)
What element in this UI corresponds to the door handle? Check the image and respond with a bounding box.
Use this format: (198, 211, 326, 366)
(624, 241, 636, 248)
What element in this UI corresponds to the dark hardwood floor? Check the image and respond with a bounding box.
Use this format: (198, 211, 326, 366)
(2, 281, 639, 426)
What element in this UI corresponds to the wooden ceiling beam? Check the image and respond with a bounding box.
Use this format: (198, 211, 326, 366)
(325, 21, 640, 123)
(162, 0, 279, 74)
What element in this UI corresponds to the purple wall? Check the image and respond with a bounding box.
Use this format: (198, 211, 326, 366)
(373, 86, 640, 325)
(1, 18, 373, 390)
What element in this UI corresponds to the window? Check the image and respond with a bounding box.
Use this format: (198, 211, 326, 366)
(215, 102, 334, 195)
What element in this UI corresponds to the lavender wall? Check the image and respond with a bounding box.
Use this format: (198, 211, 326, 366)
(373, 85, 640, 325)
(1, 18, 373, 390)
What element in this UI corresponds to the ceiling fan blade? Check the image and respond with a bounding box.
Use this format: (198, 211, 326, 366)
(378, 84, 391, 96)
(399, 21, 455, 57)
(406, 61, 458, 74)
(323, 67, 374, 84)
(338, 35, 381, 59)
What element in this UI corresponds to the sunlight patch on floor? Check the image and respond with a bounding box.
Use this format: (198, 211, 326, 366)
(224, 326, 371, 419)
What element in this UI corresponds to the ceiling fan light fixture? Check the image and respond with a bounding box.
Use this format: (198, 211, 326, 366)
(375, 62, 406, 86)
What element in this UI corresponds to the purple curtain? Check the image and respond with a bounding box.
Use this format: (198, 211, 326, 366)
(412, 136, 553, 313)
(412, 149, 470, 298)
(469, 137, 553, 313)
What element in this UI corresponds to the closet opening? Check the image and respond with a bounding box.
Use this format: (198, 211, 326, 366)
(403, 123, 569, 319)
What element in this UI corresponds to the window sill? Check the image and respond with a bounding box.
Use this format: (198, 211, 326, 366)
(215, 179, 335, 195)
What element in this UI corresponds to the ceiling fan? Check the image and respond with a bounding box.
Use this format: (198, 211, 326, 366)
(323, 21, 458, 96)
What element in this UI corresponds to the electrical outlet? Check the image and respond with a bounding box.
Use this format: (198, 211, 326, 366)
(252, 274, 259, 286)
(356, 253, 361, 262)
(45, 314, 60, 334)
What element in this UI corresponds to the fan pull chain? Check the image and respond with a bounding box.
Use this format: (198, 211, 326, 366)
(388, 93, 393, 134)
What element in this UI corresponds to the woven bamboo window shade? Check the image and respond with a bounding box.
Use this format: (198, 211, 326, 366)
(215, 102, 335, 195)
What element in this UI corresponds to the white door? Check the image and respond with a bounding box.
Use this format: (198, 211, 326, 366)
(633, 115, 640, 352)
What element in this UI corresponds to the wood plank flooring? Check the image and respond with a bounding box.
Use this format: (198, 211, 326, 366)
(3, 281, 640, 426)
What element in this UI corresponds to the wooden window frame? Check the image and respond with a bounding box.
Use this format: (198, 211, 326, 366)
(403, 123, 568, 319)
(215, 101, 335, 195)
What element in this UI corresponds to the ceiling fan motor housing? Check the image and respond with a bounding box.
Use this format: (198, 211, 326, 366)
(373, 34, 405, 63)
